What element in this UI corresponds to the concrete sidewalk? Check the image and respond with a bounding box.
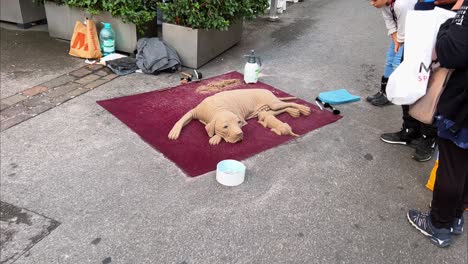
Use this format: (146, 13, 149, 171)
(1, 0, 467, 263)
(0, 23, 83, 98)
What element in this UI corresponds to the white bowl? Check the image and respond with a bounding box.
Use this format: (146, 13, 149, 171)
(216, 160, 246, 186)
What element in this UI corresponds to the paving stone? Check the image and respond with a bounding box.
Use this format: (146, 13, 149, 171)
(51, 87, 91, 106)
(21, 86, 48, 97)
(101, 74, 118, 81)
(84, 79, 110, 90)
(0, 114, 31, 131)
(26, 103, 55, 116)
(68, 87, 89, 98)
(46, 82, 82, 98)
(0, 64, 116, 129)
(1, 94, 27, 107)
(86, 64, 104, 71)
(75, 74, 101, 85)
(41, 75, 76, 89)
(69, 67, 92, 78)
(0, 104, 28, 118)
(0, 62, 117, 127)
(1, 103, 9, 111)
(22, 95, 52, 108)
(95, 68, 112, 76)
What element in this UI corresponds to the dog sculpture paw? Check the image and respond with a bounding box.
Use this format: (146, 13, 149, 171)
(298, 105, 311, 116)
(168, 125, 182, 140)
(209, 135, 222, 145)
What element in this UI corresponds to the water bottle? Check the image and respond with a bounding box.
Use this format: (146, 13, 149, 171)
(99, 22, 115, 56)
(243, 50, 262, 84)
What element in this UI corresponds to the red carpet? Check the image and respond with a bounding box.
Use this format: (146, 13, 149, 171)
(97, 71, 341, 177)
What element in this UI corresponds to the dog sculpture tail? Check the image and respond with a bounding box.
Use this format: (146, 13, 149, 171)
(290, 131, 300, 137)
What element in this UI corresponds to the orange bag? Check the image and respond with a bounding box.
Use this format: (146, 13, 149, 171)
(426, 159, 438, 191)
(69, 19, 102, 59)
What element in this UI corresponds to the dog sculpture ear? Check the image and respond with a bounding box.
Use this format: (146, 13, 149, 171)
(205, 120, 216, 137)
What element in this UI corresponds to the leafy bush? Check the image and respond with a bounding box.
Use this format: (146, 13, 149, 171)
(37, 0, 161, 28)
(158, 0, 269, 30)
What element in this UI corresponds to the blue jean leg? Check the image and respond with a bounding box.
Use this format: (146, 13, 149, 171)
(383, 41, 404, 78)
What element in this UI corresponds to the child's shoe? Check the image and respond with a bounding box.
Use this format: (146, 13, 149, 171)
(370, 93, 390, 106)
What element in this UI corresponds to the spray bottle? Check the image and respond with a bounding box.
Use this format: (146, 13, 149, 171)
(244, 50, 262, 84)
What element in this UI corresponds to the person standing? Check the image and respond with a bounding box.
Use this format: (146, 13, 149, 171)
(380, 0, 457, 162)
(367, 0, 417, 106)
(407, 0, 468, 247)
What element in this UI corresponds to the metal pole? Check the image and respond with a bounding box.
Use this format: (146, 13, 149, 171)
(268, 0, 279, 21)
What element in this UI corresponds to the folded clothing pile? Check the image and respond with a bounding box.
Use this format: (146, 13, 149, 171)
(136, 38, 181, 74)
(105, 38, 181, 76)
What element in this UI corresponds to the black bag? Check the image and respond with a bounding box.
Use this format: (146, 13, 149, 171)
(106, 57, 138, 76)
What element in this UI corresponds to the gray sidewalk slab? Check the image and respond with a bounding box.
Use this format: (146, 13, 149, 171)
(0, 22, 83, 98)
(1, 0, 467, 263)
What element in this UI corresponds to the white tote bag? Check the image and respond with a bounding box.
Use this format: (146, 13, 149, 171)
(386, 7, 455, 105)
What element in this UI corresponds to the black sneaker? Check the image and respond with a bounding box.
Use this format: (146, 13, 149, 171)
(407, 209, 452, 248)
(366, 91, 383, 102)
(370, 93, 390, 106)
(381, 128, 421, 145)
(408, 137, 423, 148)
(412, 135, 437, 162)
(452, 217, 464, 235)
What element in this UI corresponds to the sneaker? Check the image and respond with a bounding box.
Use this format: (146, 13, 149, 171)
(370, 93, 390, 106)
(412, 135, 437, 162)
(381, 128, 421, 145)
(452, 217, 464, 235)
(408, 137, 425, 148)
(407, 209, 452, 248)
(366, 91, 384, 102)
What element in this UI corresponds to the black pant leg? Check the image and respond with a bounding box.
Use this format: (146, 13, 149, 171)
(402, 105, 420, 130)
(456, 175, 468, 218)
(457, 166, 468, 218)
(430, 138, 468, 228)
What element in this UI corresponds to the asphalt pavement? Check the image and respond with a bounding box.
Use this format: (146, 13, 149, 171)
(1, 0, 466, 263)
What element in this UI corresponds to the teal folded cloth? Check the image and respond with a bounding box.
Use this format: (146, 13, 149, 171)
(318, 89, 361, 105)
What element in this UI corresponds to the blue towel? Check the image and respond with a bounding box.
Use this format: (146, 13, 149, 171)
(318, 89, 360, 105)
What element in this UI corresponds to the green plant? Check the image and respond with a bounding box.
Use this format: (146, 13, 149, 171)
(37, 0, 161, 29)
(158, 0, 269, 30)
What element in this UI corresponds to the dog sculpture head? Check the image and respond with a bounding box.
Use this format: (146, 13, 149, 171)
(205, 111, 247, 143)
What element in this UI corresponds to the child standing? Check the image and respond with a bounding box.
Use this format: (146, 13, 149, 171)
(367, 0, 417, 106)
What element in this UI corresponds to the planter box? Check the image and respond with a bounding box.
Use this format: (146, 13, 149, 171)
(162, 21, 243, 69)
(0, 0, 46, 28)
(44, 1, 141, 53)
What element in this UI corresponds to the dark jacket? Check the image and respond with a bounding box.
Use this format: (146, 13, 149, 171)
(436, 0, 468, 129)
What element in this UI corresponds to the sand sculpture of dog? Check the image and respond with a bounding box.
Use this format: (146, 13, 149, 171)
(258, 111, 299, 137)
(168, 89, 311, 145)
